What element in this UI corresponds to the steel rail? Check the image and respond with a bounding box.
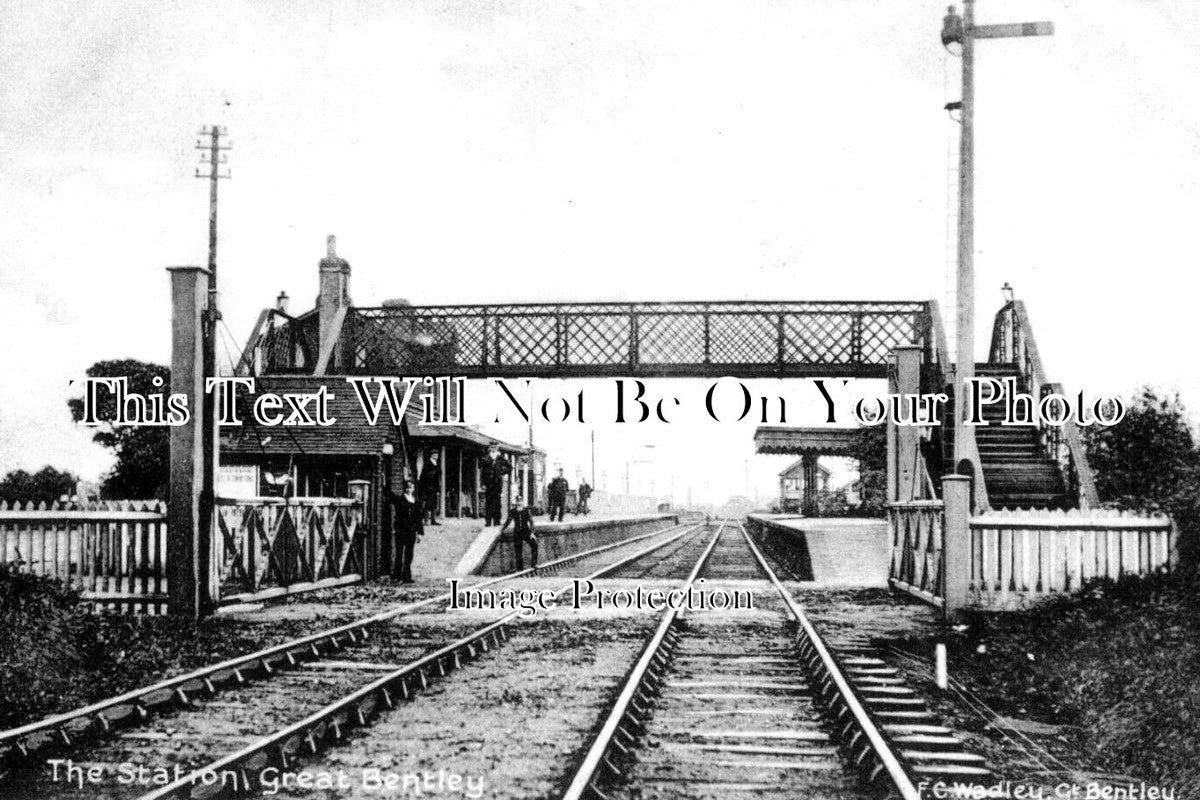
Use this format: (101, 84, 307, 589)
(560, 521, 727, 800)
(735, 521, 921, 800)
(135, 522, 710, 800)
(0, 518, 690, 765)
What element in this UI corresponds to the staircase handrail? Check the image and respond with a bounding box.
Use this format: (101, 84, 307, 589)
(924, 300, 990, 510)
(925, 298, 951, 387)
(988, 300, 1099, 508)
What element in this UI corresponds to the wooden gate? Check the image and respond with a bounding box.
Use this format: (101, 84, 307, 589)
(214, 497, 367, 603)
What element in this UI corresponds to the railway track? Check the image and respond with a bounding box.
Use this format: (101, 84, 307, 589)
(0, 519, 702, 800)
(562, 521, 990, 800)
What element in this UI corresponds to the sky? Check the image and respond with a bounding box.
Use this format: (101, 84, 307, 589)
(2, 1, 1198, 502)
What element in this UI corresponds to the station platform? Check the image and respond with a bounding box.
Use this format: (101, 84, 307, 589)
(411, 512, 674, 579)
(746, 515, 889, 587)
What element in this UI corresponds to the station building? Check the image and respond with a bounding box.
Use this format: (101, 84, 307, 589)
(219, 237, 544, 530)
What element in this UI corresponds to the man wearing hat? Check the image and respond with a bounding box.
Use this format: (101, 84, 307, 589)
(417, 451, 442, 526)
(389, 478, 424, 583)
(480, 443, 511, 526)
(547, 467, 569, 522)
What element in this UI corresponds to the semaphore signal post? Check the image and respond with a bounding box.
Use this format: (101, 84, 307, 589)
(941, 2, 1053, 476)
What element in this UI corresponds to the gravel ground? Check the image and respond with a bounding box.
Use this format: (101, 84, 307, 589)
(255, 616, 659, 800)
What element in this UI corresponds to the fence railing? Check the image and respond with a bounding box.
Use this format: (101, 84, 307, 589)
(0, 501, 168, 610)
(969, 508, 1174, 609)
(888, 501, 946, 607)
(214, 497, 367, 599)
(890, 502, 1174, 611)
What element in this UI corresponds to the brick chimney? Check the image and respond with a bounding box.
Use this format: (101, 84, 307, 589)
(318, 235, 351, 365)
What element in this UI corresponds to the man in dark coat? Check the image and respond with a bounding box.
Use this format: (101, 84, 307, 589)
(480, 444, 511, 526)
(417, 451, 442, 526)
(500, 496, 538, 570)
(547, 468, 569, 522)
(389, 478, 424, 583)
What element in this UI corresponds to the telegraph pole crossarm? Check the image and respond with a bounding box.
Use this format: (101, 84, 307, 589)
(195, 125, 232, 318)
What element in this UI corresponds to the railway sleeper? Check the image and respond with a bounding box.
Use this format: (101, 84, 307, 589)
(794, 633, 997, 795)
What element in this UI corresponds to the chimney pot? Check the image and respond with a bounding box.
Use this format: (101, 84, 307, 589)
(276, 291, 290, 314)
(318, 234, 351, 369)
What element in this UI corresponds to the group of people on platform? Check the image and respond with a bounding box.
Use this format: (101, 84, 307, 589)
(387, 443, 595, 582)
(547, 468, 593, 520)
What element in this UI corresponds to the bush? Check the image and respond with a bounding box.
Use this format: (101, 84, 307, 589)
(1084, 388, 1200, 567)
(0, 565, 203, 728)
(814, 488, 852, 517)
(948, 571, 1200, 796)
(0, 564, 89, 726)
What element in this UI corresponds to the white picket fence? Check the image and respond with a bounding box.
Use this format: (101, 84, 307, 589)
(890, 503, 1175, 611)
(969, 508, 1174, 609)
(0, 500, 168, 611)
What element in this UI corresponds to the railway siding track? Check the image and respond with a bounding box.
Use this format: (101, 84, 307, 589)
(0, 520, 692, 788)
(562, 521, 990, 800)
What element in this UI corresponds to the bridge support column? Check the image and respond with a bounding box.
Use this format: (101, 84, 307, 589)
(801, 453, 819, 517)
(942, 474, 971, 620)
(889, 346, 923, 503)
(167, 266, 216, 619)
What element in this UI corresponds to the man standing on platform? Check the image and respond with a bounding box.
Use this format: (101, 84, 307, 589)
(576, 479, 592, 515)
(501, 496, 538, 570)
(418, 451, 442, 526)
(389, 478, 424, 583)
(480, 443, 511, 527)
(547, 468, 569, 522)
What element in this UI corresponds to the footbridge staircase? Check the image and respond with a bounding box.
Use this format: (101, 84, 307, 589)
(910, 299, 1098, 512)
(890, 301, 1171, 615)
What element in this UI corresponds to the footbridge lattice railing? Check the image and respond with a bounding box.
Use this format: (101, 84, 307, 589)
(250, 300, 935, 379)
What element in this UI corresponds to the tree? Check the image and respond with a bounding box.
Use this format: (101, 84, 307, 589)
(67, 360, 170, 499)
(1084, 387, 1200, 566)
(0, 466, 79, 505)
(849, 425, 888, 516)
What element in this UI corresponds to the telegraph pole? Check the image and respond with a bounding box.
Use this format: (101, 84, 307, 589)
(942, 3, 1052, 469)
(194, 125, 230, 614)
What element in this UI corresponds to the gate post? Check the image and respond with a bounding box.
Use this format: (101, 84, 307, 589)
(167, 266, 215, 618)
(942, 474, 971, 619)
